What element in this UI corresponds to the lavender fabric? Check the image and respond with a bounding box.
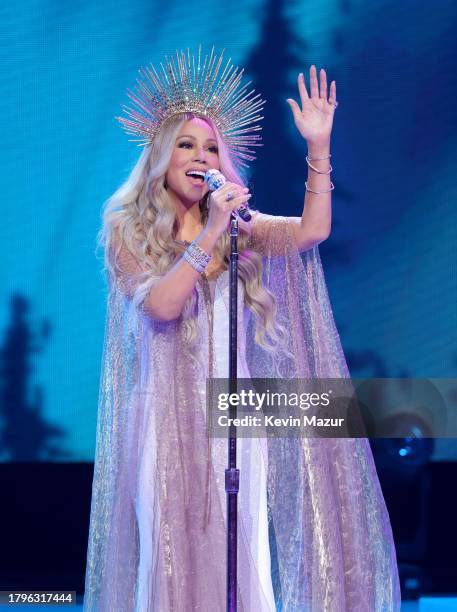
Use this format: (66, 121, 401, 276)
(83, 212, 401, 611)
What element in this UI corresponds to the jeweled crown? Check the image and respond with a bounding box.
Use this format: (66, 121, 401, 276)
(116, 45, 265, 168)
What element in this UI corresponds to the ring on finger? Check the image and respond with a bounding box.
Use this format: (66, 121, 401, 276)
(225, 191, 235, 201)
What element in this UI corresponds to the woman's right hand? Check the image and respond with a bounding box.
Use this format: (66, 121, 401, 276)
(206, 182, 252, 237)
(134, 183, 251, 322)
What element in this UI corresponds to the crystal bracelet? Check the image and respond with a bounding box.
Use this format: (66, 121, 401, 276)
(305, 181, 335, 194)
(183, 240, 212, 274)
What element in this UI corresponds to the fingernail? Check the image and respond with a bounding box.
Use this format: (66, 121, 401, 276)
(246, 194, 252, 198)
(243, 187, 249, 192)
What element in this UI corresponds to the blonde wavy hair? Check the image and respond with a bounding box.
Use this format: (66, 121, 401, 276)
(98, 112, 286, 357)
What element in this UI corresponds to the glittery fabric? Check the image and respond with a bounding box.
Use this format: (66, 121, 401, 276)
(83, 212, 401, 611)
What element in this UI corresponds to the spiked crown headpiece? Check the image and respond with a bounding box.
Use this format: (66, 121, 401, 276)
(116, 45, 265, 169)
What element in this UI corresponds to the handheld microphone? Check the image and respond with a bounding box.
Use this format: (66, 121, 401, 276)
(204, 169, 252, 222)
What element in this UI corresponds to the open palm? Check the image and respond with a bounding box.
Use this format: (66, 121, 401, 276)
(286, 65, 338, 145)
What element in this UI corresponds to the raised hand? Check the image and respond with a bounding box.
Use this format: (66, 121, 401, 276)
(286, 65, 338, 146)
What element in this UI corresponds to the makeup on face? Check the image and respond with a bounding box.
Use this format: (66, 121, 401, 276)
(166, 119, 220, 204)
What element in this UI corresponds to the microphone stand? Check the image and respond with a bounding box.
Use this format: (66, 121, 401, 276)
(226, 213, 239, 611)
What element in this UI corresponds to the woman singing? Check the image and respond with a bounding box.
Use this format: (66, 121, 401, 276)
(83, 46, 401, 611)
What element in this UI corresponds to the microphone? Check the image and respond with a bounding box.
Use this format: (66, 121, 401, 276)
(204, 169, 252, 222)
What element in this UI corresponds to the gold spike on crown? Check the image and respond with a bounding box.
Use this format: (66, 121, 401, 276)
(116, 45, 265, 169)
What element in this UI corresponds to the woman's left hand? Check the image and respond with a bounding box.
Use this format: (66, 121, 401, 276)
(286, 65, 338, 145)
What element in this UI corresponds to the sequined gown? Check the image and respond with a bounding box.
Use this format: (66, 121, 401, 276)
(134, 270, 277, 611)
(83, 212, 401, 612)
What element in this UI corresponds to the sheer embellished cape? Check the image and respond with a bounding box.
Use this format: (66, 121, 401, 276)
(83, 212, 401, 611)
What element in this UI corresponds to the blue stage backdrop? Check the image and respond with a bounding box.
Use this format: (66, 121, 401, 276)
(1, 0, 456, 461)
